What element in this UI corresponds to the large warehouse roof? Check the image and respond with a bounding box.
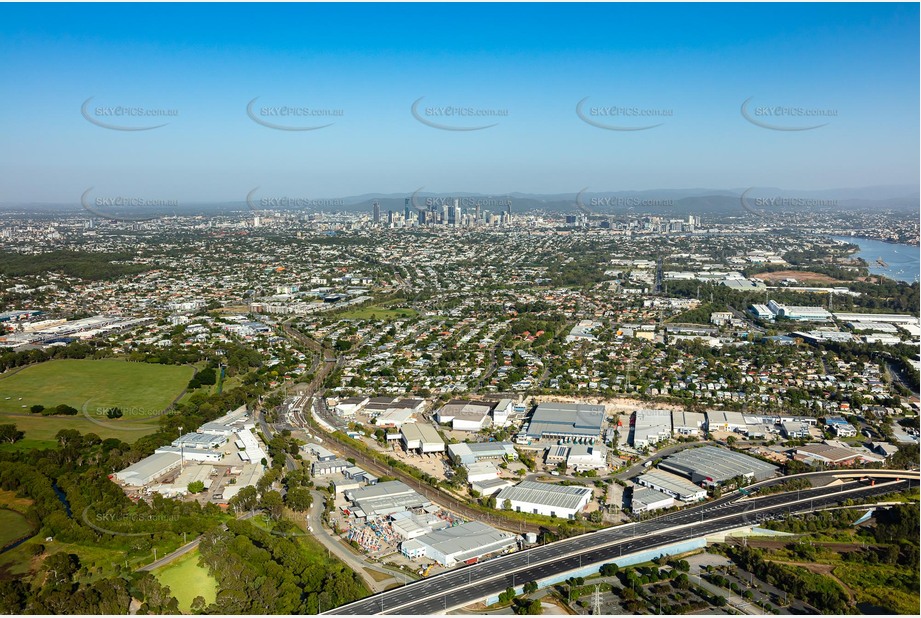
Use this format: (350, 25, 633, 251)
(525, 403, 605, 438)
(115, 452, 181, 485)
(345, 480, 430, 517)
(409, 521, 516, 563)
(658, 446, 778, 484)
(495, 480, 592, 510)
(636, 468, 705, 500)
(448, 441, 517, 463)
(401, 422, 444, 444)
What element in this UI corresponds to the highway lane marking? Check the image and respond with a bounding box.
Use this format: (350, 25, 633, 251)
(330, 474, 915, 614)
(370, 481, 909, 614)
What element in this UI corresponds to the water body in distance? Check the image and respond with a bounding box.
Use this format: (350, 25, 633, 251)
(830, 236, 920, 284)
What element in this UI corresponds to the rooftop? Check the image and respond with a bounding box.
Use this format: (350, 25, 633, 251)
(495, 480, 592, 510)
(525, 402, 605, 438)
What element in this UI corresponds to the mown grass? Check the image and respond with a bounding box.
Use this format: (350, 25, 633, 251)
(153, 549, 218, 612)
(0, 509, 34, 548)
(0, 359, 193, 445)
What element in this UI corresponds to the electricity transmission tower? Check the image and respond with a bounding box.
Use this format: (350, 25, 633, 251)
(592, 584, 602, 615)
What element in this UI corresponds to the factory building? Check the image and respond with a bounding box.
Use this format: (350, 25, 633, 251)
(767, 300, 832, 322)
(631, 486, 675, 514)
(345, 481, 430, 518)
(305, 444, 338, 461)
(658, 446, 778, 487)
(566, 443, 608, 471)
(471, 478, 514, 497)
(154, 445, 223, 462)
(312, 458, 350, 476)
(492, 399, 515, 427)
(632, 409, 672, 448)
(221, 463, 265, 501)
(435, 399, 495, 432)
(390, 511, 450, 541)
(114, 452, 183, 487)
(545, 445, 569, 464)
(494, 481, 592, 519)
(334, 396, 370, 416)
(706, 410, 748, 433)
(399, 521, 518, 567)
(749, 304, 774, 320)
(447, 441, 517, 466)
(172, 432, 227, 450)
(523, 402, 605, 443)
(635, 469, 707, 502)
(400, 422, 445, 453)
(465, 461, 500, 483)
(672, 411, 706, 436)
(832, 312, 919, 325)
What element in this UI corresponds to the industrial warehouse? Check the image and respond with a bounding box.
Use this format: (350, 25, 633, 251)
(447, 441, 518, 465)
(635, 468, 708, 502)
(111, 406, 268, 500)
(657, 446, 779, 486)
(344, 481, 431, 518)
(400, 422, 446, 453)
(494, 480, 593, 519)
(522, 402, 606, 443)
(399, 521, 518, 566)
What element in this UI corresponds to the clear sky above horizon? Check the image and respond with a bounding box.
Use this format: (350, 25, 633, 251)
(0, 2, 918, 203)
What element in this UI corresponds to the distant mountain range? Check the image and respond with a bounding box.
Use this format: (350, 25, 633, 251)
(3, 185, 918, 217)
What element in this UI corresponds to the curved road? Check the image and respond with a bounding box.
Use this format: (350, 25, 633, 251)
(327, 471, 917, 615)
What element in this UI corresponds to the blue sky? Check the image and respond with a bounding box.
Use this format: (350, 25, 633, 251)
(0, 2, 917, 203)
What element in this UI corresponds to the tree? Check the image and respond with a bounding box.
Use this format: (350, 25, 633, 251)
(599, 563, 619, 577)
(284, 486, 313, 512)
(498, 586, 516, 604)
(228, 485, 258, 512)
(187, 481, 206, 494)
(0, 424, 24, 444)
(503, 499, 512, 510)
(43, 552, 80, 587)
(523, 581, 538, 594)
(29, 404, 44, 414)
(513, 598, 542, 615)
(260, 490, 284, 519)
(105, 407, 123, 419)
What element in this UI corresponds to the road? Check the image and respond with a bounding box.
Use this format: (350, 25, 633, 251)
(307, 403, 540, 534)
(615, 440, 716, 481)
(138, 537, 201, 571)
(326, 470, 917, 615)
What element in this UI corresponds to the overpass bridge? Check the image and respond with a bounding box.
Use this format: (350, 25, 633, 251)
(325, 469, 918, 615)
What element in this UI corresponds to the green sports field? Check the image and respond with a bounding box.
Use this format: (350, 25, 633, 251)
(337, 305, 417, 320)
(0, 509, 34, 548)
(0, 359, 194, 446)
(153, 549, 218, 612)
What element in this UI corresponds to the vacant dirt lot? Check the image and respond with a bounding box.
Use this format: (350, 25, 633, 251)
(752, 270, 840, 284)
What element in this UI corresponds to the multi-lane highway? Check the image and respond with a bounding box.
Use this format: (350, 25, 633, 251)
(326, 471, 917, 615)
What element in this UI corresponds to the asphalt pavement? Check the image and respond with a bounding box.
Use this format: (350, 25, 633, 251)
(326, 473, 915, 615)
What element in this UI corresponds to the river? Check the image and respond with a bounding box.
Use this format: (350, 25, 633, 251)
(829, 236, 919, 284)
